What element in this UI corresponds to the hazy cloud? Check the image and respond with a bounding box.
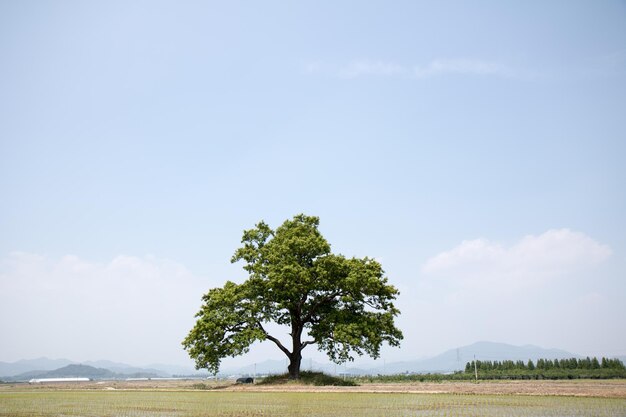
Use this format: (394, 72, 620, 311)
(421, 229, 612, 286)
(0, 252, 210, 365)
(305, 58, 519, 79)
(398, 230, 619, 358)
(338, 60, 408, 78)
(413, 59, 515, 78)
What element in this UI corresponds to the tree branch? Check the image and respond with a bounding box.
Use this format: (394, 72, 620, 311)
(303, 290, 346, 324)
(301, 340, 316, 350)
(258, 322, 291, 358)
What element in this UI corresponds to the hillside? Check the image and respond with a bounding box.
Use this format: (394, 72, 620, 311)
(1, 341, 613, 379)
(4, 364, 160, 382)
(221, 341, 583, 376)
(0, 358, 170, 379)
(0, 357, 74, 377)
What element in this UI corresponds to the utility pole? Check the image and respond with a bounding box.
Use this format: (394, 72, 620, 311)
(474, 355, 478, 382)
(254, 363, 257, 381)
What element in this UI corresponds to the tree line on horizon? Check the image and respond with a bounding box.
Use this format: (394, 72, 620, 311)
(358, 357, 625, 383)
(465, 357, 625, 372)
(460, 356, 626, 380)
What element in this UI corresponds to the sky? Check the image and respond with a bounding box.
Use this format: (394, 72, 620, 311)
(1, 1, 625, 369)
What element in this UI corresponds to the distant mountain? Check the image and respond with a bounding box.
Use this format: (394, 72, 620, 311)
(45, 364, 118, 379)
(221, 359, 286, 376)
(0, 358, 174, 379)
(5, 364, 160, 382)
(3, 342, 615, 380)
(83, 359, 139, 370)
(7, 364, 116, 381)
(0, 357, 74, 377)
(218, 341, 583, 376)
(83, 360, 169, 377)
(143, 363, 197, 376)
(380, 341, 580, 374)
(221, 359, 337, 376)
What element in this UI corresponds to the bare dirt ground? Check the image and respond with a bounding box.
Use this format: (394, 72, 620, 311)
(3, 379, 626, 398)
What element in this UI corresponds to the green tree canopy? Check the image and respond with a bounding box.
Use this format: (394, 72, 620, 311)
(182, 214, 403, 378)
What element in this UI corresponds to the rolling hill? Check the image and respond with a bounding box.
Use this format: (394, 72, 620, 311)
(1, 341, 612, 380)
(2, 364, 161, 382)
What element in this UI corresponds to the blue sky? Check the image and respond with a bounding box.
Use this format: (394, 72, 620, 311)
(1, 1, 625, 367)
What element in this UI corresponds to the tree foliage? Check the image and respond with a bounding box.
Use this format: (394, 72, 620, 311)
(182, 214, 403, 378)
(461, 357, 626, 380)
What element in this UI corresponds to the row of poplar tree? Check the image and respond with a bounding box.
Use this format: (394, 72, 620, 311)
(457, 357, 626, 380)
(359, 357, 626, 382)
(465, 357, 625, 372)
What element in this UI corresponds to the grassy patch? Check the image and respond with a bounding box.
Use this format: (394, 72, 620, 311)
(259, 371, 357, 386)
(190, 382, 230, 390)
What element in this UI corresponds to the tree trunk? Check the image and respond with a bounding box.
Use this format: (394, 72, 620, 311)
(288, 322, 303, 379)
(288, 352, 302, 379)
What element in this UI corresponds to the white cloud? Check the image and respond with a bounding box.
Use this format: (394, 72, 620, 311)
(421, 229, 612, 286)
(305, 58, 520, 80)
(413, 59, 514, 79)
(394, 229, 620, 359)
(0, 252, 210, 365)
(338, 60, 408, 79)
(302, 60, 325, 75)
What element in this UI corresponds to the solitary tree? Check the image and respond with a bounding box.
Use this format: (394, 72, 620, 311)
(182, 214, 403, 379)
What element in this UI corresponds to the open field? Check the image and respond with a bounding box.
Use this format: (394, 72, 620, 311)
(3, 378, 626, 397)
(1, 380, 626, 417)
(237, 379, 626, 398)
(1, 390, 625, 417)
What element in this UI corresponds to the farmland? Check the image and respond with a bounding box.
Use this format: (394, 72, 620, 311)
(1, 380, 625, 417)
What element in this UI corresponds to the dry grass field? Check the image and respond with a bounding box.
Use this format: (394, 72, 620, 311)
(2, 379, 625, 417)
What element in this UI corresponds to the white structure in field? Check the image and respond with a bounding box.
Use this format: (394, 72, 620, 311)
(29, 378, 90, 384)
